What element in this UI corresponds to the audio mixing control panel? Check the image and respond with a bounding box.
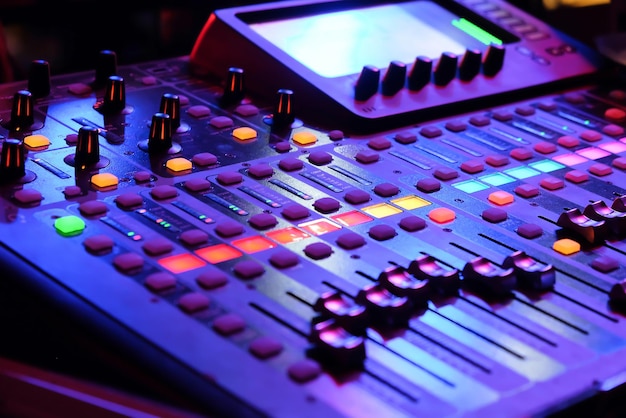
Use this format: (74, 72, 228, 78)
(2, 0, 626, 417)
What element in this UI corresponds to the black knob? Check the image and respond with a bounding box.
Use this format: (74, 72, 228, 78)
(377, 266, 430, 308)
(354, 65, 380, 101)
(308, 318, 366, 371)
(0, 139, 26, 182)
(271, 88, 295, 128)
(462, 257, 516, 297)
(99, 75, 126, 113)
(313, 291, 368, 335)
(483, 44, 505, 77)
(583, 200, 626, 237)
(74, 126, 101, 166)
(221, 67, 245, 106)
(159, 93, 181, 130)
(407, 56, 432, 91)
(9, 90, 35, 131)
(458, 49, 482, 81)
(502, 250, 555, 291)
(28, 60, 51, 98)
(94, 50, 118, 87)
(556, 207, 609, 244)
(148, 112, 173, 153)
(433, 52, 458, 86)
(408, 254, 461, 297)
(381, 61, 406, 96)
(355, 283, 413, 329)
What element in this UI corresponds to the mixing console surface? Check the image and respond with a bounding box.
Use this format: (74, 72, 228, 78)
(2, 1, 626, 417)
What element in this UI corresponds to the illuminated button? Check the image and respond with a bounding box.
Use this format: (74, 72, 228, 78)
(292, 131, 317, 145)
(599, 141, 626, 154)
(314, 197, 341, 213)
(304, 242, 333, 260)
(533, 141, 557, 154)
(419, 126, 442, 138)
(510, 147, 533, 161)
(192, 152, 218, 167)
(517, 223, 543, 239)
(482, 207, 507, 223)
(232, 127, 257, 141)
(269, 250, 299, 268)
(14, 189, 43, 206)
(344, 189, 371, 204)
(215, 220, 245, 237)
(54, 215, 86, 237)
(83, 234, 114, 254)
(142, 237, 173, 256)
(150, 185, 178, 200)
(91, 173, 118, 189)
(282, 203, 310, 220)
(428, 207, 455, 223)
(195, 244, 242, 264)
(355, 149, 380, 164)
(368, 137, 391, 150)
(540, 177, 564, 190)
(580, 130, 602, 142)
(362, 203, 402, 218)
(552, 153, 587, 166)
(433, 167, 459, 180)
(488, 190, 514, 205)
(233, 260, 265, 279)
(308, 151, 333, 165)
(565, 170, 589, 183)
(187, 105, 211, 118)
(460, 160, 484, 174)
(298, 219, 342, 236)
(213, 313, 246, 335)
(577, 147, 610, 160)
(504, 166, 539, 179)
(399, 215, 426, 232)
(216, 171, 243, 185)
(416, 178, 441, 193)
(248, 163, 274, 178)
(368, 224, 396, 241)
(514, 183, 539, 198)
(373, 182, 399, 197)
(23, 134, 50, 150)
(391, 195, 430, 210)
(249, 336, 284, 359)
(78, 200, 108, 216)
(553, 238, 581, 255)
(336, 232, 366, 249)
(248, 213, 278, 230)
(605, 108, 626, 122)
(395, 132, 417, 144)
(266, 227, 310, 244)
(486, 154, 509, 167)
(178, 293, 210, 313)
(530, 159, 564, 172)
(158, 253, 206, 274)
(209, 115, 233, 128)
(196, 270, 228, 289)
(165, 157, 192, 173)
(179, 229, 209, 246)
(112, 252, 144, 273)
(453, 180, 488, 194)
(145, 272, 177, 292)
(232, 236, 276, 254)
(589, 163, 612, 176)
(557, 135, 580, 148)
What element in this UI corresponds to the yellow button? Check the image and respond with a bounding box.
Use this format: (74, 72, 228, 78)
(232, 127, 257, 141)
(24, 134, 50, 150)
(91, 173, 119, 189)
(166, 157, 192, 172)
(292, 131, 317, 145)
(428, 207, 455, 223)
(391, 195, 431, 210)
(488, 190, 514, 206)
(553, 238, 580, 255)
(361, 203, 402, 218)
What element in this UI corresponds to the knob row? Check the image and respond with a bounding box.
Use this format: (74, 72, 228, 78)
(354, 44, 506, 101)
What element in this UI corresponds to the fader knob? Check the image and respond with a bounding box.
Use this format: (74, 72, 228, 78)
(27, 60, 51, 98)
(159, 93, 181, 130)
(407, 56, 432, 91)
(482, 44, 505, 77)
(8, 90, 35, 131)
(271, 88, 295, 128)
(381, 61, 406, 96)
(458, 49, 482, 81)
(0, 139, 26, 182)
(433, 52, 458, 86)
(74, 126, 101, 167)
(94, 49, 118, 87)
(221, 67, 245, 106)
(148, 112, 173, 153)
(354, 65, 380, 101)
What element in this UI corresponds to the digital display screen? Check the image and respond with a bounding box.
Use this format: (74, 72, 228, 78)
(249, 1, 505, 78)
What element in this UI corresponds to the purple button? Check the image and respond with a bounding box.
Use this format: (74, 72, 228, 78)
(196, 270, 229, 289)
(83, 234, 114, 254)
(313, 197, 341, 213)
(278, 157, 304, 171)
(248, 213, 278, 229)
(517, 223, 543, 239)
(209, 116, 233, 128)
(515, 105, 535, 116)
(215, 220, 245, 237)
(79, 200, 108, 216)
(304, 242, 333, 260)
(419, 126, 442, 138)
(460, 160, 484, 174)
(445, 120, 467, 132)
(178, 292, 210, 313)
(394, 132, 417, 144)
(308, 151, 333, 165)
(344, 189, 371, 204)
(212, 313, 246, 335)
(591, 256, 619, 273)
(269, 251, 299, 268)
(328, 130, 344, 141)
(336, 232, 366, 249)
(510, 147, 533, 161)
(355, 149, 380, 164)
(486, 155, 510, 167)
(399, 216, 426, 232)
(248, 163, 274, 178)
(63, 185, 82, 198)
(113, 253, 144, 273)
(150, 185, 179, 200)
(14, 189, 43, 205)
(515, 183, 539, 198)
(235, 104, 259, 116)
(142, 237, 174, 256)
(416, 178, 441, 193)
(368, 137, 392, 150)
(233, 260, 265, 279)
(288, 359, 321, 382)
(492, 110, 513, 122)
(368, 224, 396, 241)
(184, 178, 211, 192)
(433, 167, 459, 181)
(274, 141, 291, 153)
(115, 192, 144, 209)
(282, 203, 310, 220)
(216, 171, 243, 185)
(373, 182, 399, 197)
(534, 141, 557, 154)
(540, 177, 564, 190)
(134, 171, 152, 183)
(145, 272, 177, 291)
(249, 336, 284, 359)
(192, 152, 218, 166)
(179, 229, 209, 246)
(469, 115, 490, 126)
(482, 208, 508, 223)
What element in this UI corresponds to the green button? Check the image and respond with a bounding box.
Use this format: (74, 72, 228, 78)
(54, 215, 86, 237)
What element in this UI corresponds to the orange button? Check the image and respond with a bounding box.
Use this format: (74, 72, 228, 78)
(91, 173, 119, 189)
(553, 238, 580, 255)
(195, 244, 242, 264)
(488, 190, 514, 206)
(292, 131, 317, 145)
(428, 207, 455, 224)
(24, 134, 50, 150)
(166, 157, 192, 172)
(232, 127, 257, 141)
